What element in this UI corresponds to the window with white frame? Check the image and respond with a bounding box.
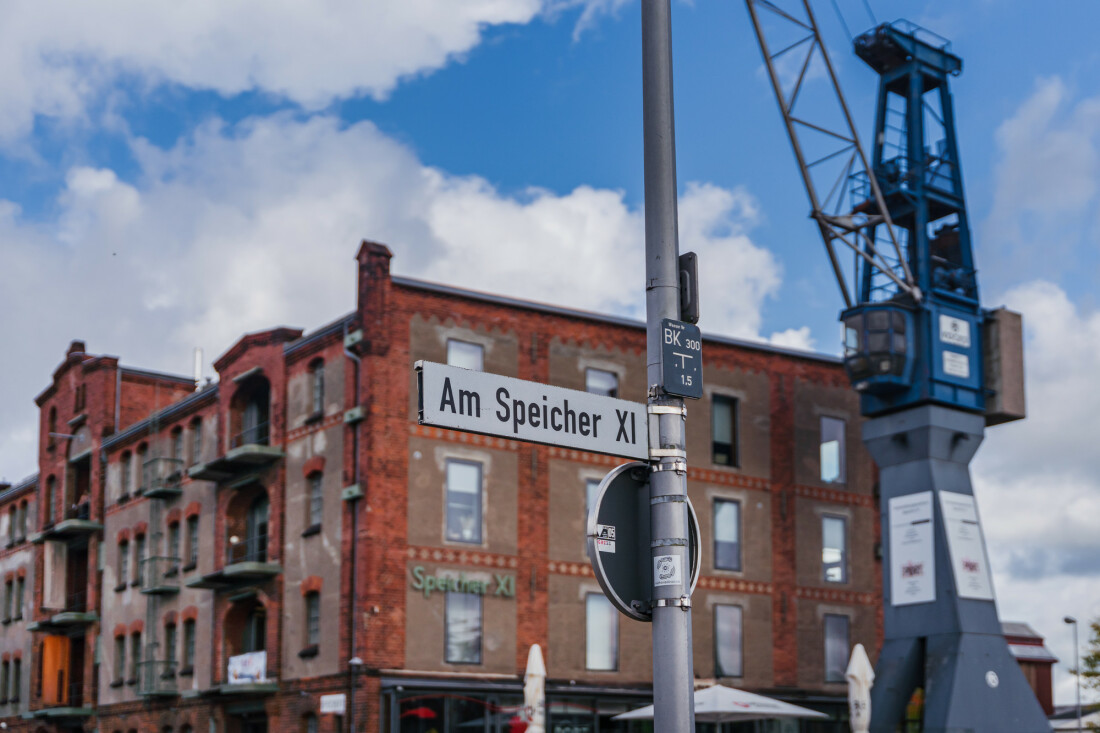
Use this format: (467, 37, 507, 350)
(820, 416, 846, 483)
(585, 593, 618, 671)
(824, 614, 850, 682)
(446, 340, 483, 371)
(308, 473, 323, 528)
(445, 460, 482, 544)
(713, 499, 742, 572)
(714, 604, 743, 677)
(585, 368, 618, 397)
(822, 515, 848, 583)
(305, 592, 321, 648)
(445, 592, 482, 664)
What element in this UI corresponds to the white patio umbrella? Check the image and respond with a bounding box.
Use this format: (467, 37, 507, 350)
(523, 643, 546, 733)
(613, 684, 830, 723)
(846, 643, 874, 733)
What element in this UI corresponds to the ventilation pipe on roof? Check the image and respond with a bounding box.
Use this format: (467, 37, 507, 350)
(193, 348, 203, 390)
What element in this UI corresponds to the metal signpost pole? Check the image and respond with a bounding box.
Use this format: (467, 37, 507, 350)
(641, 1, 695, 731)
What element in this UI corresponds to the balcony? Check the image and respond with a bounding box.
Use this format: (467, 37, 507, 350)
(28, 591, 97, 631)
(142, 457, 184, 499)
(188, 422, 283, 482)
(28, 681, 92, 721)
(31, 503, 102, 544)
(140, 556, 181, 595)
(185, 535, 281, 591)
(137, 660, 179, 697)
(204, 651, 278, 698)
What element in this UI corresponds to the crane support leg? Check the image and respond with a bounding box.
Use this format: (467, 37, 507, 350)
(864, 406, 1049, 733)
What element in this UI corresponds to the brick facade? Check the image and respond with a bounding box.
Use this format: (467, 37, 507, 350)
(3, 239, 886, 733)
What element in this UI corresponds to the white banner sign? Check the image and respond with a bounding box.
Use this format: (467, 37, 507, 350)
(939, 491, 995, 601)
(416, 361, 649, 460)
(227, 651, 267, 684)
(320, 693, 347, 715)
(889, 491, 935, 606)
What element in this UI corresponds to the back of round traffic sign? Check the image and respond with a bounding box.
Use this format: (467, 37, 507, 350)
(586, 462, 699, 622)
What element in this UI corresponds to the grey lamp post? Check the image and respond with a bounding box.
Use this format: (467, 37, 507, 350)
(1065, 616, 1082, 733)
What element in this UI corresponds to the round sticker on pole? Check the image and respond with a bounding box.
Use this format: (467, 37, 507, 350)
(586, 462, 699, 622)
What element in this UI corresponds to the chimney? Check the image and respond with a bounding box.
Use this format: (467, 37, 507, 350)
(193, 348, 204, 390)
(67, 340, 87, 358)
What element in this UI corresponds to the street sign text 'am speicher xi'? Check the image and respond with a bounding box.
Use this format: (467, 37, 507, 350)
(416, 361, 649, 460)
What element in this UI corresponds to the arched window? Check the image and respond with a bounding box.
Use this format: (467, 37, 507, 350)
(44, 476, 56, 526)
(232, 376, 271, 448)
(302, 714, 319, 733)
(121, 452, 132, 497)
(171, 427, 184, 462)
(305, 591, 321, 648)
(189, 418, 203, 466)
(47, 407, 57, 450)
(7, 506, 15, 544)
(309, 359, 325, 415)
(244, 604, 266, 653)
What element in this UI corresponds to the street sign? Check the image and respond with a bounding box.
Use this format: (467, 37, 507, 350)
(320, 693, 346, 715)
(416, 361, 649, 460)
(661, 318, 703, 399)
(586, 462, 699, 622)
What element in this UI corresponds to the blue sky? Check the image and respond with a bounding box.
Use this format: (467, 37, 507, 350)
(2, 0, 1099, 707)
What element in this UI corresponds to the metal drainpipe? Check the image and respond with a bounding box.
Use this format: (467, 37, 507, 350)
(343, 319, 363, 732)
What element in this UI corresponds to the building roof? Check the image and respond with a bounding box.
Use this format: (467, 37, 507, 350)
(392, 276, 842, 365)
(0, 473, 37, 503)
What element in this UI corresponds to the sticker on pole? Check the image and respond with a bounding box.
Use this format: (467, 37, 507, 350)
(653, 555, 682, 587)
(595, 525, 616, 553)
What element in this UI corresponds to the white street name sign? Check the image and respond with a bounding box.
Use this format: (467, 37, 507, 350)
(416, 361, 648, 460)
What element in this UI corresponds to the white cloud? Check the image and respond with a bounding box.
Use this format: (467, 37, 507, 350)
(982, 77, 1100, 286)
(0, 114, 786, 480)
(0, 0, 546, 143)
(973, 280, 1100, 703)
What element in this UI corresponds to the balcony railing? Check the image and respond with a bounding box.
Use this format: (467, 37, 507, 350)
(227, 534, 267, 565)
(64, 502, 91, 521)
(141, 457, 184, 498)
(140, 555, 181, 594)
(137, 660, 178, 697)
(231, 421, 270, 449)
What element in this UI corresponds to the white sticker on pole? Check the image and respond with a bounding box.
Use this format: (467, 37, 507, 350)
(653, 555, 682, 587)
(888, 491, 935, 606)
(595, 524, 616, 553)
(939, 315, 971, 348)
(943, 351, 970, 379)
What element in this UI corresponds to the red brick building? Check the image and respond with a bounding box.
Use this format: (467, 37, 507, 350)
(4, 240, 885, 733)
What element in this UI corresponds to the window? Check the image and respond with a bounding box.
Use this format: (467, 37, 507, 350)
(824, 614, 850, 682)
(14, 578, 23, 619)
(167, 523, 181, 563)
(165, 623, 177, 664)
(445, 460, 482, 544)
(822, 515, 847, 583)
(308, 473, 323, 528)
(114, 636, 126, 682)
(586, 593, 618, 671)
(446, 339, 483, 371)
(713, 499, 742, 571)
(118, 541, 130, 588)
(186, 516, 199, 567)
(10, 658, 19, 705)
(121, 453, 132, 496)
(2, 580, 11, 621)
(189, 419, 202, 466)
(182, 620, 196, 670)
(16, 502, 26, 540)
(305, 592, 321, 647)
(45, 476, 56, 524)
(305, 715, 319, 733)
(585, 478, 601, 517)
(171, 428, 184, 461)
(47, 407, 57, 450)
(711, 396, 739, 467)
(130, 633, 142, 681)
(445, 592, 482, 664)
(0, 661, 8, 703)
(820, 416, 846, 483)
(310, 360, 325, 415)
(715, 604, 743, 677)
(585, 368, 618, 397)
(7, 507, 14, 544)
(134, 534, 146, 585)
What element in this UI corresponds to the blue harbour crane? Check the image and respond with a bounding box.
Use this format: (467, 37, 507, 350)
(744, 2, 1043, 730)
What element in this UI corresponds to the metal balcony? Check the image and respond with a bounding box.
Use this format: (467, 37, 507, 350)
(29, 681, 93, 720)
(141, 457, 185, 499)
(139, 556, 181, 595)
(29, 590, 97, 631)
(185, 534, 281, 591)
(188, 422, 283, 482)
(137, 660, 179, 697)
(31, 503, 102, 544)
